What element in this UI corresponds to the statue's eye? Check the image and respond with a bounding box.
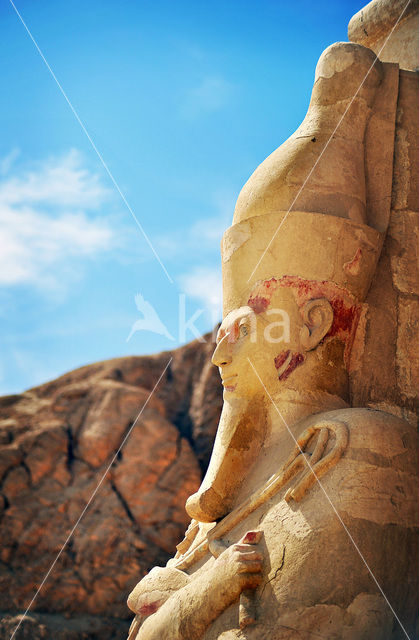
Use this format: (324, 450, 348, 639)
(239, 324, 249, 337)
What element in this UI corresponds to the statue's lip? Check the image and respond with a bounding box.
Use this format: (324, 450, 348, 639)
(221, 374, 238, 387)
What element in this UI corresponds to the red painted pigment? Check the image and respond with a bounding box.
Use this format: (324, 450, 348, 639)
(279, 275, 360, 343)
(274, 350, 305, 381)
(139, 601, 161, 616)
(248, 277, 279, 314)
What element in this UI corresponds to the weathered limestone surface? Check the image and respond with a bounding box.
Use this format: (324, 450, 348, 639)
(0, 336, 222, 638)
(126, 2, 419, 639)
(349, 68, 419, 423)
(348, 0, 419, 72)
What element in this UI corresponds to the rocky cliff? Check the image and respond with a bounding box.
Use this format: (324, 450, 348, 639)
(0, 334, 222, 639)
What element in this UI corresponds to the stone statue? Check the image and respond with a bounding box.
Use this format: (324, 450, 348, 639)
(126, 1, 419, 638)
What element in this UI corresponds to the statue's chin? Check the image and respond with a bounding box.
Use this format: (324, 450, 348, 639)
(185, 487, 229, 523)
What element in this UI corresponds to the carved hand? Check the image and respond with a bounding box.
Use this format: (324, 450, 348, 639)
(132, 531, 263, 640)
(210, 530, 263, 600)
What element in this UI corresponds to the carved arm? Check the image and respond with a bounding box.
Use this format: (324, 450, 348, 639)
(132, 531, 263, 640)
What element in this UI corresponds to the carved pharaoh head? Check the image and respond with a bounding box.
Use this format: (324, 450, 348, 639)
(219, 209, 383, 394)
(213, 273, 362, 399)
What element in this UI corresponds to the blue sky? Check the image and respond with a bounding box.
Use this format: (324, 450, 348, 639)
(0, 0, 366, 394)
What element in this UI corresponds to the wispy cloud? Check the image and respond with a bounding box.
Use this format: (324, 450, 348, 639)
(0, 147, 20, 175)
(180, 265, 222, 321)
(0, 150, 116, 291)
(0, 149, 109, 207)
(180, 75, 234, 118)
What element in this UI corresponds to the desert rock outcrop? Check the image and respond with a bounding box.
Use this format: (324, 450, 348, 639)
(0, 334, 222, 638)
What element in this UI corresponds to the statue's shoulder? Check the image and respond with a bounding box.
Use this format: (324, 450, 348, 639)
(306, 405, 417, 458)
(292, 407, 418, 526)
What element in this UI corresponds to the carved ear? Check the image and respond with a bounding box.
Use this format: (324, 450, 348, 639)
(299, 298, 333, 351)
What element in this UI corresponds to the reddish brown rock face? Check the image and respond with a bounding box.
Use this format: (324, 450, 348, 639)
(0, 334, 222, 637)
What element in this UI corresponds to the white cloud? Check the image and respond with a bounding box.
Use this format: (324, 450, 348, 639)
(0, 148, 109, 208)
(180, 265, 222, 318)
(180, 75, 234, 118)
(0, 150, 115, 290)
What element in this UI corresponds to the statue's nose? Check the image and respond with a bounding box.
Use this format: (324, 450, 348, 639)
(212, 335, 232, 367)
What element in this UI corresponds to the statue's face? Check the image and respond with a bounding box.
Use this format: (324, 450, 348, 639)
(212, 306, 258, 398)
(212, 284, 331, 398)
(212, 302, 300, 398)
